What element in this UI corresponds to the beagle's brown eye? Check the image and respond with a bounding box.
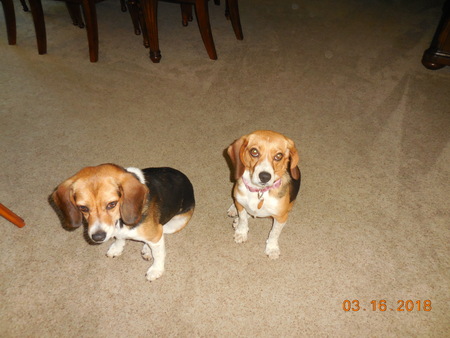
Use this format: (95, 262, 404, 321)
(78, 205, 89, 213)
(250, 148, 260, 157)
(274, 153, 283, 161)
(106, 201, 117, 210)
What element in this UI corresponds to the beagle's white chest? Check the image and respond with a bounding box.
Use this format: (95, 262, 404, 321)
(235, 183, 280, 218)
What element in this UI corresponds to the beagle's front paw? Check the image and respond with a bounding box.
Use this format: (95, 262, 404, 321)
(141, 244, 152, 261)
(265, 245, 281, 259)
(146, 266, 164, 282)
(234, 230, 248, 243)
(227, 204, 238, 218)
(106, 239, 125, 258)
(232, 217, 240, 229)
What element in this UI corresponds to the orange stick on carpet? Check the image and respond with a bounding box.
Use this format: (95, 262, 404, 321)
(0, 203, 25, 228)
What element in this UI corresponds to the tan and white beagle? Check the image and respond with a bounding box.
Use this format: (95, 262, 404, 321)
(227, 130, 301, 258)
(52, 164, 195, 281)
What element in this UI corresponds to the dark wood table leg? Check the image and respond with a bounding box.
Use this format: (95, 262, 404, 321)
(422, 0, 450, 70)
(28, 0, 47, 54)
(82, 0, 98, 62)
(1, 0, 16, 45)
(180, 3, 193, 27)
(195, 0, 217, 60)
(19, 0, 29, 11)
(141, 0, 161, 63)
(227, 0, 243, 40)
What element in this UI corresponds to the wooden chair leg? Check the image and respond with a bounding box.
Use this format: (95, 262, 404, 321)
(194, 0, 217, 60)
(19, 0, 29, 11)
(28, 0, 47, 54)
(2, 0, 17, 45)
(0, 204, 25, 228)
(81, 0, 99, 62)
(141, 0, 161, 62)
(126, 0, 142, 35)
(137, 0, 149, 47)
(65, 2, 85, 28)
(120, 0, 127, 11)
(422, 0, 450, 69)
(227, 0, 243, 40)
(180, 3, 193, 26)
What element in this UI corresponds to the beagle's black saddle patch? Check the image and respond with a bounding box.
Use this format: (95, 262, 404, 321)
(142, 167, 195, 226)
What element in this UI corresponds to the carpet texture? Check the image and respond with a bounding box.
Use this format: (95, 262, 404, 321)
(1, 0, 449, 336)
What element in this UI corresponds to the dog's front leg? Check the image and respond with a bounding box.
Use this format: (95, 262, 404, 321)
(106, 238, 126, 258)
(145, 235, 166, 281)
(234, 202, 249, 243)
(265, 218, 286, 259)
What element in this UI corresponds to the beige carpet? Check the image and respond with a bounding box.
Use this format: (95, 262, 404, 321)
(1, 0, 449, 336)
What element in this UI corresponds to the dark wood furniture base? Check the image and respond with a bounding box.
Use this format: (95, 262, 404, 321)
(1, 0, 46, 54)
(141, 0, 243, 63)
(422, 0, 450, 70)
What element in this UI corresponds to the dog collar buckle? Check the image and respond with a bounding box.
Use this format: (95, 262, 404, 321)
(242, 178, 282, 209)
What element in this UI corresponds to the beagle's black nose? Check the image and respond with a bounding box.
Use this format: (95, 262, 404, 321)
(259, 171, 272, 184)
(91, 231, 107, 243)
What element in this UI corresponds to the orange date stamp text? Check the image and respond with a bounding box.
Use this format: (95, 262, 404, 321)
(342, 300, 432, 312)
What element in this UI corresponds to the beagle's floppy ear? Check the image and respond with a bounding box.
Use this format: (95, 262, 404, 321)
(119, 173, 148, 225)
(227, 136, 248, 181)
(287, 138, 300, 180)
(52, 181, 83, 228)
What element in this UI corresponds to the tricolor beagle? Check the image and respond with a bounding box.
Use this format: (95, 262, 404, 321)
(52, 164, 195, 281)
(227, 130, 301, 259)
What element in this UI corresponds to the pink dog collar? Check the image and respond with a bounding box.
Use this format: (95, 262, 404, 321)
(242, 177, 282, 195)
